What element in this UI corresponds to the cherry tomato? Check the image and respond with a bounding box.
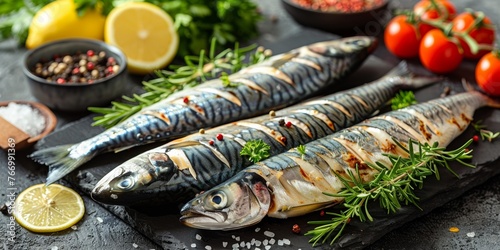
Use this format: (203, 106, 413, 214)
(452, 12, 495, 59)
(476, 51, 500, 96)
(419, 29, 463, 74)
(414, 0, 457, 21)
(384, 15, 433, 58)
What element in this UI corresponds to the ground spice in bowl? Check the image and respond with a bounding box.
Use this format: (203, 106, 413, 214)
(292, 0, 386, 13)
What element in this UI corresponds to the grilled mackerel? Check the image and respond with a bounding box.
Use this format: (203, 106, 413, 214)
(30, 36, 377, 185)
(90, 61, 440, 207)
(179, 90, 500, 230)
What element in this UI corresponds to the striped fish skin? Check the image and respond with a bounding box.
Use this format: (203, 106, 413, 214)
(179, 90, 500, 230)
(29, 36, 377, 185)
(90, 61, 441, 207)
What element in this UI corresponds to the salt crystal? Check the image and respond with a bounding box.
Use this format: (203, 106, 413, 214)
(254, 227, 261, 232)
(195, 234, 202, 240)
(263, 230, 275, 238)
(205, 245, 212, 250)
(232, 235, 236, 239)
(269, 238, 275, 245)
(191, 243, 196, 248)
(0, 102, 46, 137)
(283, 238, 291, 245)
(110, 194, 118, 199)
(232, 243, 239, 249)
(263, 239, 269, 246)
(246, 242, 251, 249)
(51, 247, 58, 250)
(71, 225, 78, 230)
(240, 241, 245, 247)
(235, 236, 240, 241)
(265, 246, 271, 250)
(467, 232, 475, 237)
(96, 217, 103, 223)
(222, 242, 228, 248)
(254, 240, 262, 247)
(277, 239, 283, 246)
(132, 243, 138, 248)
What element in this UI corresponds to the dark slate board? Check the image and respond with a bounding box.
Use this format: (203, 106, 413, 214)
(35, 30, 500, 249)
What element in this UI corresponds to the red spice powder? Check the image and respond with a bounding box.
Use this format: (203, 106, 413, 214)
(292, 0, 385, 13)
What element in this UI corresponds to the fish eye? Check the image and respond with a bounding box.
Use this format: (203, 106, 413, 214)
(117, 177, 135, 190)
(208, 191, 227, 209)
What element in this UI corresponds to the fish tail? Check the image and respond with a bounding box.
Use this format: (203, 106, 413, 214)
(386, 61, 443, 89)
(29, 144, 96, 185)
(462, 78, 500, 109)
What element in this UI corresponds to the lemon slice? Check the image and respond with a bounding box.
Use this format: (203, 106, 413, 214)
(104, 2, 179, 74)
(13, 183, 85, 233)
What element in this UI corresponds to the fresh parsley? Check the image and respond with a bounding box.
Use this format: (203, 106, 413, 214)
(240, 139, 271, 163)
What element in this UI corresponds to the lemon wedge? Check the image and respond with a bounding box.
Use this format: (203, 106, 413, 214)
(26, 0, 105, 49)
(13, 183, 85, 233)
(104, 2, 179, 74)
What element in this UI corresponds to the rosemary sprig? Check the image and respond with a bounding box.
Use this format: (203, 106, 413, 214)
(89, 38, 271, 128)
(471, 120, 500, 142)
(305, 138, 475, 246)
(390, 90, 417, 110)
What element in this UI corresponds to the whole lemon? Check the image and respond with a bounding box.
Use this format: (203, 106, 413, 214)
(26, 0, 105, 49)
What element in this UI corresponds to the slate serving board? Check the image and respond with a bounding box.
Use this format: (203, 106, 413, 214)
(35, 30, 500, 249)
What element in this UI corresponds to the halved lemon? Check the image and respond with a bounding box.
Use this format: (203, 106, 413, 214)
(104, 2, 179, 74)
(13, 183, 85, 233)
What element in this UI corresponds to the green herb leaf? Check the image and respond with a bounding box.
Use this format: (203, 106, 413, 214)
(391, 90, 417, 110)
(240, 139, 271, 163)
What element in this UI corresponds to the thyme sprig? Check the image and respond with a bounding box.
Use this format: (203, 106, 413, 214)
(89, 39, 271, 128)
(471, 120, 500, 142)
(306, 138, 475, 246)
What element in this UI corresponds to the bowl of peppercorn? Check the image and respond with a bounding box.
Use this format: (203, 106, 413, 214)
(281, 0, 390, 35)
(22, 38, 128, 112)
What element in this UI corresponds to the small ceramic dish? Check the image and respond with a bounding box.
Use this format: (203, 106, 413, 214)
(22, 38, 128, 112)
(281, 0, 390, 35)
(0, 101, 57, 150)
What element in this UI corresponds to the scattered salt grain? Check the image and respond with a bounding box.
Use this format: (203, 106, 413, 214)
(96, 217, 103, 223)
(232, 243, 239, 249)
(269, 238, 276, 245)
(110, 194, 118, 200)
(222, 241, 228, 248)
(282, 238, 291, 245)
(467, 232, 476, 238)
(246, 242, 251, 248)
(0, 102, 46, 137)
(191, 243, 196, 248)
(195, 234, 202, 240)
(71, 225, 78, 230)
(51, 247, 58, 250)
(265, 246, 271, 250)
(263, 230, 275, 238)
(132, 243, 138, 248)
(205, 245, 212, 250)
(240, 241, 245, 247)
(254, 240, 262, 247)
(235, 236, 240, 241)
(255, 227, 261, 232)
(263, 239, 269, 246)
(277, 239, 283, 246)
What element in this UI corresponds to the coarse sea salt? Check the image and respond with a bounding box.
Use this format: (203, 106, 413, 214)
(0, 102, 46, 137)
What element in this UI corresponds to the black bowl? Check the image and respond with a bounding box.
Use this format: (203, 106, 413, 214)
(23, 39, 128, 112)
(281, 0, 390, 35)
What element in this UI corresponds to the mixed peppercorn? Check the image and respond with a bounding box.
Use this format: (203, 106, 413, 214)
(32, 50, 120, 84)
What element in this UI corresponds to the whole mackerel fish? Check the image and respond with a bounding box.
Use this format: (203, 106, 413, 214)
(91, 61, 440, 207)
(179, 89, 500, 230)
(30, 36, 377, 185)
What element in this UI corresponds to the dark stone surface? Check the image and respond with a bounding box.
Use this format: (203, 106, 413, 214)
(1, 0, 500, 249)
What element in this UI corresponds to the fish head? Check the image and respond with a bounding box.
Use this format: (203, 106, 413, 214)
(308, 36, 378, 59)
(180, 172, 271, 230)
(91, 151, 176, 205)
